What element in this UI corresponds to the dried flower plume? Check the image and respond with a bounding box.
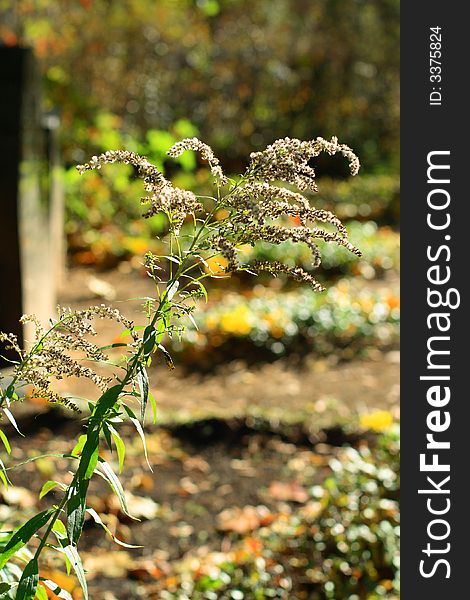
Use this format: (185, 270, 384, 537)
(1, 306, 135, 412)
(76, 136, 361, 291)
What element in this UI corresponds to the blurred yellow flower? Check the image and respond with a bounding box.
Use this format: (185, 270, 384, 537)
(263, 309, 287, 338)
(122, 236, 149, 256)
(219, 305, 252, 335)
(360, 410, 394, 432)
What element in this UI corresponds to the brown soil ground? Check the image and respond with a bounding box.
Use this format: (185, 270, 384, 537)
(1, 265, 399, 599)
(54, 265, 399, 426)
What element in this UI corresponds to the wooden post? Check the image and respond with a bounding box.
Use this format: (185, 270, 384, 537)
(0, 47, 61, 363)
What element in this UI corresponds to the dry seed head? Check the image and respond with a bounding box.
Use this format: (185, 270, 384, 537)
(248, 136, 360, 190)
(167, 137, 228, 186)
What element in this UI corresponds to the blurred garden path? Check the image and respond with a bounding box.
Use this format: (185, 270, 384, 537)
(55, 265, 399, 428)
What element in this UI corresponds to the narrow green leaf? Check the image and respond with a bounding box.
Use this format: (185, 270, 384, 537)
(156, 317, 166, 344)
(86, 508, 141, 548)
(35, 583, 49, 600)
(123, 406, 153, 472)
(71, 435, 87, 458)
(61, 545, 88, 600)
(143, 326, 156, 359)
(77, 433, 100, 481)
(148, 390, 158, 425)
(2, 408, 23, 436)
(51, 521, 72, 576)
(96, 459, 138, 520)
(66, 479, 89, 545)
(16, 558, 38, 600)
(90, 385, 122, 423)
(119, 325, 146, 338)
(98, 342, 129, 351)
(39, 480, 60, 499)
(136, 365, 149, 422)
(102, 422, 113, 452)
(77, 386, 122, 482)
(157, 343, 174, 370)
(0, 429, 11, 454)
(0, 457, 11, 489)
(40, 578, 73, 600)
(52, 519, 67, 538)
(0, 510, 53, 569)
(107, 424, 125, 473)
(195, 280, 208, 302)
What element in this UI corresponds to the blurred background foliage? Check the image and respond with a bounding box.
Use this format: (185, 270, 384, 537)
(0, 0, 400, 367)
(0, 3, 400, 598)
(0, 0, 399, 171)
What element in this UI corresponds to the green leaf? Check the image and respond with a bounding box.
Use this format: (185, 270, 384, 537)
(102, 422, 113, 452)
(90, 385, 122, 424)
(0, 510, 53, 569)
(0, 429, 11, 454)
(61, 545, 88, 600)
(71, 435, 87, 458)
(39, 480, 60, 499)
(2, 408, 23, 436)
(85, 508, 141, 548)
(66, 479, 89, 545)
(119, 325, 146, 338)
(77, 385, 122, 482)
(40, 578, 73, 600)
(123, 406, 153, 472)
(98, 342, 129, 351)
(77, 434, 99, 481)
(148, 390, 158, 425)
(0, 582, 13, 595)
(35, 583, 49, 600)
(0, 457, 11, 489)
(157, 343, 174, 370)
(136, 365, 149, 422)
(16, 558, 38, 600)
(52, 519, 67, 538)
(96, 459, 138, 520)
(143, 326, 156, 359)
(107, 424, 125, 473)
(156, 317, 167, 344)
(195, 279, 208, 302)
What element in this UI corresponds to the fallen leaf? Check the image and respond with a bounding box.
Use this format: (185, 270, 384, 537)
(268, 481, 309, 503)
(1, 486, 36, 508)
(127, 558, 164, 581)
(169, 523, 194, 538)
(178, 477, 199, 496)
(83, 551, 131, 579)
(183, 456, 210, 473)
(299, 501, 323, 520)
(107, 491, 160, 520)
(217, 505, 273, 534)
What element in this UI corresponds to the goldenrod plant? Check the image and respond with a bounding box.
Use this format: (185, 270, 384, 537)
(0, 136, 361, 599)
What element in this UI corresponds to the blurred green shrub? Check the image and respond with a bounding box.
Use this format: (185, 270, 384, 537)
(265, 429, 400, 599)
(239, 221, 399, 279)
(64, 114, 216, 266)
(171, 280, 400, 368)
(158, 429, 400, 599)
(2, 0, 399, 171)
(312, 175, 400, 225)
